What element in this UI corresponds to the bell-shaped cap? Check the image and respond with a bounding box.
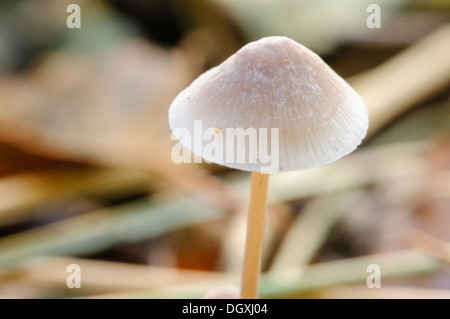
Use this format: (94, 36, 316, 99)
(169, 36, 368, 173)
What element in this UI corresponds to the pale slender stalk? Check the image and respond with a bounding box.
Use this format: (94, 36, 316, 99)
(241, 172, 269, 299)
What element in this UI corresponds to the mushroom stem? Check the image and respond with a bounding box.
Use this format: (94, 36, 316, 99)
(241, 171, 269, 299)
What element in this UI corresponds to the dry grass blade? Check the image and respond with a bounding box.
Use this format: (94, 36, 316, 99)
(270, 190, 364, 271)
(0, 167, 154, 225)
(350, 23, 450, 137)
(262, 248, 443, 298)
(5, 256, 227, 292)
(0, 197, 224, 268)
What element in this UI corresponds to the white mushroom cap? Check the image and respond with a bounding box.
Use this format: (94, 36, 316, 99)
(169, 36, 368, 173)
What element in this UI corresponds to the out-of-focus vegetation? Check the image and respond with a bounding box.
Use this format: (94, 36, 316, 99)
(0, 0, 449, 298)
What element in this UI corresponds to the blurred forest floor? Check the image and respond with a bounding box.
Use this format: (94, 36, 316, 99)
(0, 0, 449, 298)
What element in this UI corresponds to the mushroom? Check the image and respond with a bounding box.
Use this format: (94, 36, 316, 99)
(169, 36, 368, 298)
